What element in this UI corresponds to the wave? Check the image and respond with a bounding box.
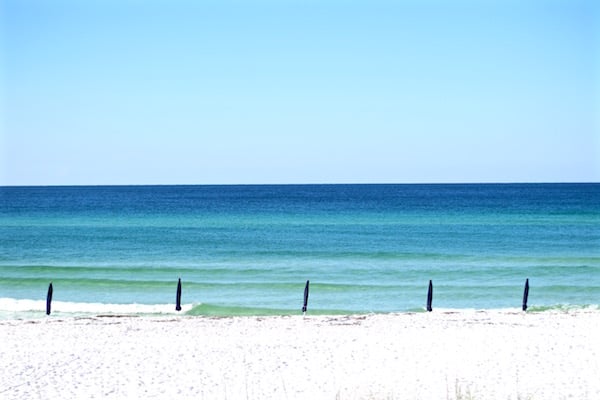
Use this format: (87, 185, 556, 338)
(1, 297, 597, 320)
(0, 297, 193, 318)
(525, 304, 599, 313)
(185, 303, 351, 317)
(0, 298, 351, 319)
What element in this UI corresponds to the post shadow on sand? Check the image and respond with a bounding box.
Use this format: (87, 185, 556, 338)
(522, 278, 529, 312)
(176, 278, 182, 311)
(302, 280, 310, 315)
(46, 282, 53, 315)
(426, 280, 433, 312)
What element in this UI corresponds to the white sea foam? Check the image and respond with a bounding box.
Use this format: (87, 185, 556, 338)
(0, 297, 193, 317)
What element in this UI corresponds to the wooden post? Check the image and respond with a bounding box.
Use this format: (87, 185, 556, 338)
(426, 280, 433, 312)
(46, 282, 53, 315)
(176, 278, 182, 311)
(522, 278, 529, 312)
(302, 280, 310, 315)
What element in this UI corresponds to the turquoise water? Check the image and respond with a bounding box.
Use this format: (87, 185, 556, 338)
(1, 184, 599, 318)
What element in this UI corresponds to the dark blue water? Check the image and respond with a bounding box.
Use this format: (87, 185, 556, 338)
(1, 184, 599, 317)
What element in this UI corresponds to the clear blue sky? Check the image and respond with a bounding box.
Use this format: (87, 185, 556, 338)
(1, 0, 599, 185)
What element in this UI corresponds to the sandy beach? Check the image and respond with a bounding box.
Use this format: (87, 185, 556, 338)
(1, 310, 598, 400)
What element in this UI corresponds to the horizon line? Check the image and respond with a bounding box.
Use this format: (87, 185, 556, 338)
(2, 181, 599, 188)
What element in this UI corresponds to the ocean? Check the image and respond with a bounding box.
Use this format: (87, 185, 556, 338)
(1, 183, 599, 318)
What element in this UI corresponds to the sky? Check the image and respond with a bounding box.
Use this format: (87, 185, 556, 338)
(1, 0, 599, 185)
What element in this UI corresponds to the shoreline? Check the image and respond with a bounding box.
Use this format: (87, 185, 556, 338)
(2, 295, 599, 321)
(1, 310, 599, 399)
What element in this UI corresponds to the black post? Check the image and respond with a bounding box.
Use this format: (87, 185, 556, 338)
(302, 280, 310, 314)
(426, 280, 433, 312)
(522, 278, 529, 312)
(46, 282, 53, 315)
(176, 278, 182, 311)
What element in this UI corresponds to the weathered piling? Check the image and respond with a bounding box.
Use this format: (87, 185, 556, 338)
(46, 282, 53, 315)
(302, 280, 310, 314)
(176, 278, 182, 311)
(522, 278, 529, 312)
(426, 280, 433, 312)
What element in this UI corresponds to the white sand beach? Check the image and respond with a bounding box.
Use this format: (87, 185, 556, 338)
(1, 310, 599, 399)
